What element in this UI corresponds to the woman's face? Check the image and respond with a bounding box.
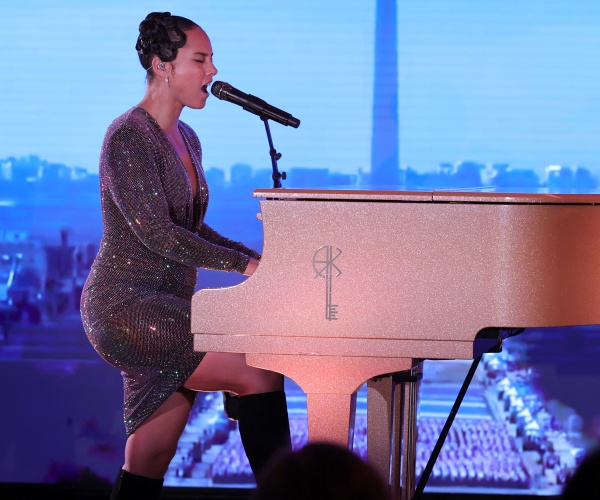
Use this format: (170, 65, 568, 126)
(168, 27, 218, 109)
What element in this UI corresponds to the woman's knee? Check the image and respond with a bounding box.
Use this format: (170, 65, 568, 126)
(240, 368, 284, 395)
(124, 434, 178, 478)
(123, 390, 193, 477)
(184, 352, 283, 394)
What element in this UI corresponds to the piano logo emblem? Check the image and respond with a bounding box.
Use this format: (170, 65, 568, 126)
(313, 245, 342, 321)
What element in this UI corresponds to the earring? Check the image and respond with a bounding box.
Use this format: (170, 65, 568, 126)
(165, 76, 169, 87)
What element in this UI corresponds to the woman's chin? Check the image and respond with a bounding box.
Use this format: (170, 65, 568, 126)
(187, 103, 206, 111)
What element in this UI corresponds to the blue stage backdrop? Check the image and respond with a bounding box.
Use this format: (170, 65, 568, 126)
(1, 1, 599, 496)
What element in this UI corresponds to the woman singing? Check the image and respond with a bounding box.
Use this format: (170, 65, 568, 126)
(81, 12, 291, 499)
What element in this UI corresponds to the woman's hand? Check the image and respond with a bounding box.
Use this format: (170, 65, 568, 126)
(243, 258, 260, 276)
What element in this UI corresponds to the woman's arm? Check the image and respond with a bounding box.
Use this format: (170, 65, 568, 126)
(197, 223, 262, 260)
(102, 125, 250, 274)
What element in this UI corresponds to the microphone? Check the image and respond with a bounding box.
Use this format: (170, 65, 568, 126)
(211, 81, 300, 128)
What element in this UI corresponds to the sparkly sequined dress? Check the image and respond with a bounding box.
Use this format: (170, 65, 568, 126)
(81, 107, 259, 435)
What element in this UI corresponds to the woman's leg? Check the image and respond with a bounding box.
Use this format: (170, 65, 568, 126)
(110, 470, 163, 500)
(237, 390, 291, 481)
(184, 352, 291, 480)
(120, 351, 282, 479)
(115, 352, 289, 490)
(123, 388, 195, 478)
(111, 388, 194, 498)
(183, 351, 283, 394)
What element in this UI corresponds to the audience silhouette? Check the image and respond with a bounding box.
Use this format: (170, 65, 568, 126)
(561, 446, 600, 498)
(253, 442, 390, 500)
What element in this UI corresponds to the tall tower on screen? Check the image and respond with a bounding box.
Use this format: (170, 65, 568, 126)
(371, 0, 400, 186)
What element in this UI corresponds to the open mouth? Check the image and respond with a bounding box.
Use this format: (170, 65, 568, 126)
(201, 84, 209, 94)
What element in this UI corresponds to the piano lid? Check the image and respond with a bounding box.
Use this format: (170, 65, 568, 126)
(253, 187, 600, 205)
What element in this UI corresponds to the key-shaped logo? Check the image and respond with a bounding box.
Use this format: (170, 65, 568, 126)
(313, 245, 342, 320)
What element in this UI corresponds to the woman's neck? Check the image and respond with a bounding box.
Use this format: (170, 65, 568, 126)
(138, 87, 183, 137)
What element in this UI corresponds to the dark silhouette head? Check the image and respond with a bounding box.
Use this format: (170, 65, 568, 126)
(253, 442, 390, 500)
(562, 447, 600, 499)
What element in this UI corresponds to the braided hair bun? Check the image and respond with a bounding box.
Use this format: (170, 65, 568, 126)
(136, 12, 199, 78)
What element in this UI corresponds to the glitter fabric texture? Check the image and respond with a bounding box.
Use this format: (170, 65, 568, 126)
(81, 107, 259, 435)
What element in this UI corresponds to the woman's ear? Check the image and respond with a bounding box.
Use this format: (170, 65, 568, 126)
(152, 57, 167, 75)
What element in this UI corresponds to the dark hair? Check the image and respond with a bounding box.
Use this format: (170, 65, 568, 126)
(253, 442, 390, 500)
(135, 12, 199, 80)
(562, 447, 600, 498)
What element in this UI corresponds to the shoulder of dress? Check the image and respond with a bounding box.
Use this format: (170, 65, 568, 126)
(112, 107, 150, 129)
(179, 121, 200, 143)
(104, 108, 155, 143)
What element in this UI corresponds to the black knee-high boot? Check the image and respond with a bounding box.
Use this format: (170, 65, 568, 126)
(238, 391, 292, 481)
(223, 391, 240, 421)
(110, 469, 163, 500)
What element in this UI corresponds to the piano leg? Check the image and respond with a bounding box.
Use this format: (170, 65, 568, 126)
(367, 361, 422, 500)
(367, 376, 394, 481)
(245, 353, 415, 454)
(305, 391, 357, 447)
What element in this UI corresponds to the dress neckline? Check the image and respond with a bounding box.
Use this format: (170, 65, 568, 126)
(133, 106, 200, 200)
(132, 106, 207, 227)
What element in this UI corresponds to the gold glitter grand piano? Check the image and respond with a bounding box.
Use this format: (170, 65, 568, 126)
(192, 188, 600, 498)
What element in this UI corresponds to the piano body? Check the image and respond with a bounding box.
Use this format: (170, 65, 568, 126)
(192, 188, 600, 495)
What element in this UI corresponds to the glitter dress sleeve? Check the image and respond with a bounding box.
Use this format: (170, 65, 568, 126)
(197, 223, 262, 260)
(102, 124, 250, 273)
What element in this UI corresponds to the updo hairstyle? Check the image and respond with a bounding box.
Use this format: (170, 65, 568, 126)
(136, 12, 199, 81)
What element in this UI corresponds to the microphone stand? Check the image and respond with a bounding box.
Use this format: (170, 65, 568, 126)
(261, 117, 286, 188)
